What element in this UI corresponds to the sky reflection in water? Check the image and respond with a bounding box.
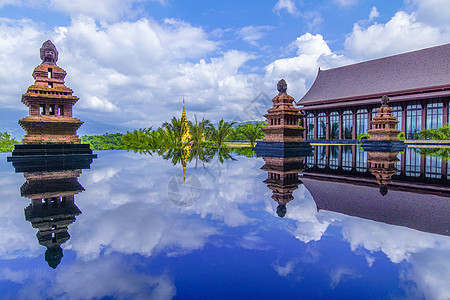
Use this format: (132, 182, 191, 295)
(0, 150, 449, 300)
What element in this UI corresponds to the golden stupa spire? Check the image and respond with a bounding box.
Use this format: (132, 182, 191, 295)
(181, 97, 191, 143)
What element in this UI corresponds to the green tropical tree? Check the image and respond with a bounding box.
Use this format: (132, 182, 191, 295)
(0, 132, 19, 152)
(240, 123, 264, 147)
(122, 128, 154, 153)
(209, 119, 235, 148)
(188, 116, 211, 147)
(416, 124, 450, 140)
(162, 117, 184, 148)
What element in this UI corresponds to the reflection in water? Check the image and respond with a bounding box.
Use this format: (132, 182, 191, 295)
(260, 156, 306, 217)
(12, 157, 94, 268)
(367, 151, 399, 196)
(301, 145, 449, 236)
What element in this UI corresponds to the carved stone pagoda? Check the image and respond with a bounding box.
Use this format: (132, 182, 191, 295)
(367, 151, 400, 196)
(262, 79, 305, 142)
(362, 95, 406, 152)
(261, 156, 306, 217)
(19, 40, 82, 144)
(8, 40, 96, 161)
(254, 80, 311, 157)
(367, 95, 401, 141)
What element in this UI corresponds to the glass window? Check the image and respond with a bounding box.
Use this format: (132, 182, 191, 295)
(406, 102, 422, 139)
(329, 145, 339, 169)
(317, 146, 327, 168)
(329, 111, 339, 139)
(405, 148, 421, 177)
(391, 105, 402, 130)
(356, 109, 368, 135)
(317, 112, 326, 139)
(342, 110, 353, 139)
(355, 147, 367, 173)
(425, 155, 442, 179)
(342, 145, 352, 171)
(306, 113, 315, 140)
(426, 99, 443, 130)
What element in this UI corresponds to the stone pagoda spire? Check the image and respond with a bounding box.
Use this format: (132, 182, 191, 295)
(262, 79, 305, 142)
(368, 95, 401, 141)
(261, 156, 305, 217)
(19, 40, 83, 144)
(367, 151, 399, 196)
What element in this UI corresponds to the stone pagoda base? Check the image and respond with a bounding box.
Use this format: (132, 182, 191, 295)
(7, 143, 97, 172)
(361, 140, 406, 152)
(19, 116, 83, 144)
(254, 141, 313, 158)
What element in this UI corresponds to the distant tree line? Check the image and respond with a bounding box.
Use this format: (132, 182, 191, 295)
(122, 118, 265, 151)
(81, 133, 125, 150)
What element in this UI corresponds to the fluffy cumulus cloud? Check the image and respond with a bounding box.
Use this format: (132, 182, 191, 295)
(0, 15, 269, 131)
(264, 33, 353, 99)
(15, 255, 176, 300)
(345, 10, 450, 60)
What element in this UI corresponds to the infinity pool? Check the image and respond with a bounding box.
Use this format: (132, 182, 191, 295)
(0, 148, 449, 299)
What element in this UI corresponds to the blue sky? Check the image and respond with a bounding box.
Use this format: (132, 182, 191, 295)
(0, 0, 449, 135)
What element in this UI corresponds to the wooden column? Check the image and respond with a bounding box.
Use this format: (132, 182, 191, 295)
(325, 112, 330, 140)
(326, 145, 330, 166)
(351, 145, 357, 170)
(338, 110, 343, 140)
(314, 113, 318, 140)
(443, 98, 449, 126)
(338, 145, 343, 168)
(314, 146, 318, 166)
(401, 102, 407, 134)
(367, 108, 372, 130)
(421, 101, 427, 131)
(352, 108, 357, 139)
(400, 151, 406, 177)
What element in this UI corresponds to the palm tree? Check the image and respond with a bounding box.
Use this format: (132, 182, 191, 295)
(122, 127, 154, 152)
(209, 120, 235, 148)
(241, 123, 264, 147)
(162, 117, 184, 148)
(188, 116, 211, 147)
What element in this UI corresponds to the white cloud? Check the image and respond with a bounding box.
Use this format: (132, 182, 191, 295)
(16, 255, 176, 300)
(333, 0, 358, 7)
(264, 33, 353, 99)
(273, 0, 298, 16)
(408, 0, 450, 28)
(272, 259, 297, 277)
(237, 25, 273, 47)
(329, 267, 360, 289)
(368, 6, 379, 22)
(345, 11, 449, 60)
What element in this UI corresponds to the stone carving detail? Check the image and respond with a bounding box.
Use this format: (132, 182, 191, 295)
(381, 95, 390, 107)
(40, 40, 59, 65)
(277, 79, 287, 95)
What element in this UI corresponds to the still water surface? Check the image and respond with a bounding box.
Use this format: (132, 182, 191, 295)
(0, 147, 449, 299)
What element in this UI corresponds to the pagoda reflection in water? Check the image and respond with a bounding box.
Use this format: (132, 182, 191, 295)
(260, 156, 306, 217)
(13, 157, 94, 269)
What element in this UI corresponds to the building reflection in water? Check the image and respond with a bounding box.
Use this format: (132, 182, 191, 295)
(258, 145, 450, 235)
(11, 157, 94, 268)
